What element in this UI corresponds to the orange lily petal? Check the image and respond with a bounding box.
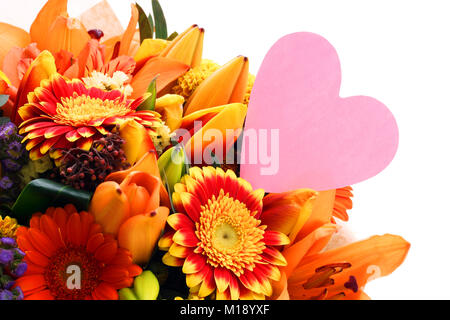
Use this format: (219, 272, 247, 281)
(119, 171, 161, 215)
(134, 38, 169, 70)
(41, 16, 91, 57)
(155, 94, 184, 131)
(131, 56, 189, 99)
(30, 0, 67, 49)
(288, 234, 410, 299)
(119, 119, 155, 165)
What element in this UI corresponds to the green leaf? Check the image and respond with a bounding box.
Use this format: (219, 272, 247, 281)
(137, 76, 157, 111)
(166, 31, 178, 41)
(11, 179, 92, 225)
(0, 95, 9, 108)
(136, 2, 153, 42)
(152, 0, 167, 39)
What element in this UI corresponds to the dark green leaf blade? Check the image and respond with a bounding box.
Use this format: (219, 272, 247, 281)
(152, 0, 168, 39)
(166, 31, 178, 41)
(11, 179, 92, 224)
(136, 2, 153, 42)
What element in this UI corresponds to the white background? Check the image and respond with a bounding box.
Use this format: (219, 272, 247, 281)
(0, 0, 449, 300)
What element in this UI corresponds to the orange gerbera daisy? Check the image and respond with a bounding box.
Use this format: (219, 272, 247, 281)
(18, 73, 162, 161)
(159, 166, 290, 300)
(15, 204, 142, 300)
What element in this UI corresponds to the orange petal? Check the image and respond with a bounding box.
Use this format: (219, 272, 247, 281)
(261, 189, 317, 239)
(184, 103, 247, 164)
(13, 51, 57, 125)
(118, 207, 169, 265)
(30, 0, 67, 49)
(296, 189, 336, 241)
(0, 22, 30, 68)
(41, 16, 91, 57)
(73, 39, 105, 78)
(119, 171, 161, 215)
(134, 38, 169, 70)
(184, 56, 249, 115)
(130, 56, 189, 99)
(118, 3, 139, 57)
(89, 181, 131, 236)
(155, 94, 184, 131)
(119, 119, 156, 165)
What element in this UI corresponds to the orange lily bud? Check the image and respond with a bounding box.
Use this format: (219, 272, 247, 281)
(155, 94, 184, 131)
(119, 171, 161, 216)
(0, 22, 30, 68)
(41, 16, 91, 57)
(182, 103, 247, 164)
(90, 181, 131, 236)
(119, 119, 156, 165)
(13, 50, 57, 125)
(134, 39, 169, 70)
(184, 56, 249, 115)
(160, 25, 204, 68)
(118, 207, 170, 265)
(30, 0, 68, 50)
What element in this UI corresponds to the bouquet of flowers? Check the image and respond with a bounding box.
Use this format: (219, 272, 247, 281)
(0, 0, 409, 300)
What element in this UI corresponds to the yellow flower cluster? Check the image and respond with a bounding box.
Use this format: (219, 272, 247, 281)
(172, 60, 220, 99)
(0, 216, 19, 239)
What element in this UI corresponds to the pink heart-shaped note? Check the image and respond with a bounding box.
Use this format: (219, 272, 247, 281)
(240, 32, 398, 192)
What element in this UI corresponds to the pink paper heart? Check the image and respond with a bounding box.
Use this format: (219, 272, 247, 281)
(240, 32, 399, 192)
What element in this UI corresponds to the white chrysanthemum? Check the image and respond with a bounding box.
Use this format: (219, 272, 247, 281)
(83, 71, 133, 97)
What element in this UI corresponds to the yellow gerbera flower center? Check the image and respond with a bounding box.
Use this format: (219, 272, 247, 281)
(54, 95, 131, 127)
(196, 189, 266, 276)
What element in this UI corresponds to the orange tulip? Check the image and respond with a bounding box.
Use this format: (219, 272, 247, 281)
(90, 169, 168, 265)
(107, 152, 171, 209)
(119, 119, 156, 165)
(0, 23, 30, 69)
(118, 207, 170, 265)
(184, 56, 249, 115)
(11, 50, 57, 125)
(160, 25, 204, 68)
(89, 181, 131, 235)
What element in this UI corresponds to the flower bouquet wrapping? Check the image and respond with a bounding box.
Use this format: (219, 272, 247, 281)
(0, 0, 409, 301)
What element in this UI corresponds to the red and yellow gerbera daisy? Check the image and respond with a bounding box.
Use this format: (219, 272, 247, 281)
(159, 167, 290, 300)
(15, 204, 142, 300)
(18, 73, 162, 161)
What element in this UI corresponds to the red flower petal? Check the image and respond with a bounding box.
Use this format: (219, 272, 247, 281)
(173, 228, 199, 247)
(167, 213, 195, 231)
(182, 253, 206, 274)
(263, 230, 290, 246)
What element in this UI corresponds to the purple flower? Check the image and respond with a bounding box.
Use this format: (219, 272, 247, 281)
(14, 286, 23, 300)
(0, 289, 14, 300)
(1, 159, 21, 172)
(0, 176, 13, 191)
(0, 123, 15, 139)
(0, 249, 13, 265)
(6, 141, 23, 160)
(12, 262, 27, 277)
(0, 237, 16, 247)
